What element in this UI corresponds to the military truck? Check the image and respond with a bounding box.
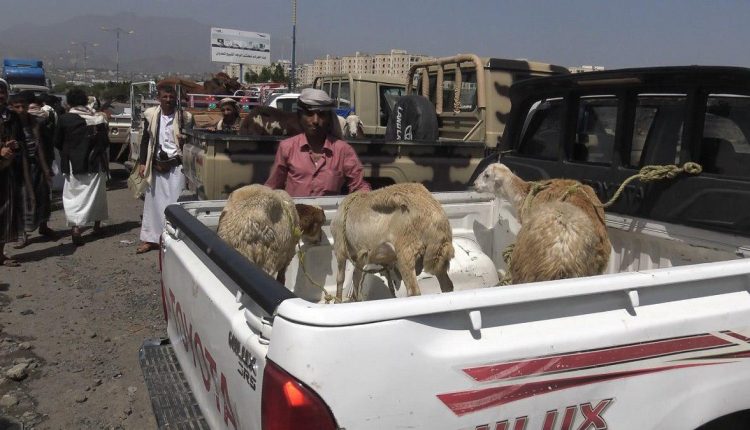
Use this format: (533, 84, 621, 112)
(181, 54, 569, 199)
(312, 73, 408, 135)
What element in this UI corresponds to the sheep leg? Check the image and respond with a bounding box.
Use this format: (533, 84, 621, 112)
(335, 257, 347, 302)
(397, 257, 421, 297)
(436, 271, 454, 293)
(276, 271, 286, 285)
(349, 267, 364, 302)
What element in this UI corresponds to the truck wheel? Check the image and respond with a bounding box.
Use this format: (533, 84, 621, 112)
(385, 95, 438, 141)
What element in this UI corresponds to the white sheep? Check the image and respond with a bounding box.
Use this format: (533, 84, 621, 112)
(473, 162, 611, 283)
(331, 183, 454, 301)
(343, 114, 365, 139)
(217, 184, 325, 284)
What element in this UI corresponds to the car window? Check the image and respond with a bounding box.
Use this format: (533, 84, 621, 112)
(517, 97, 563, 160)
(699, 94, 750, 179)
(573, 95, 618, 164)
(339, 81, 351, 109)
(441, 71, 478, 113)
(330, 81, 339, 103)
(379, 85, 407, 126)
(321, 81, 331, 96)
(277, 98, 298, 113)
(629, 95, 687, 167)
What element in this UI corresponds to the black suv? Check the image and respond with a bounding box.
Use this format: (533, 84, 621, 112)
(472, 66, 750, 237)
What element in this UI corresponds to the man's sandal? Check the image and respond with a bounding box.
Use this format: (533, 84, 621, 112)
(1, 255, 20, 267)
(136, 242, 159, 254)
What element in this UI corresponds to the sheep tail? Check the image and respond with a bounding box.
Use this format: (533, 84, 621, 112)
(424, 240, 454, 273)
(370, 191, 410, 213)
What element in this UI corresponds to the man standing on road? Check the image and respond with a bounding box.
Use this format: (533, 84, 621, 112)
(265, 88, 371, 196)
(0, 79, 28, 266)
(136, 83, 193, 254)
(9, 91, 56, 247)
(55, 88, 110, 246)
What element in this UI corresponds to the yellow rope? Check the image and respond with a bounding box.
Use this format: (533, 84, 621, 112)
(283, 203, 339, 304)
(296, 245, 340, 304)
(601, 162, 702, 208)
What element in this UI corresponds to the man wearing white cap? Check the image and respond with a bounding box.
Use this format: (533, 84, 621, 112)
(215, 97, 241, 133)
(265, 88, 371, 196)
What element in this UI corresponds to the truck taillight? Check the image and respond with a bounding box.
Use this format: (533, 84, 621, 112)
(262, 360, 337, 430)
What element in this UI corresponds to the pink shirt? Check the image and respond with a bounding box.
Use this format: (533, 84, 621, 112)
(265, 134, 371, 197)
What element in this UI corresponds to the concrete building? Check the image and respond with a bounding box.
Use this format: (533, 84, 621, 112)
(373, 49, 434, 78)
(313, 54, 341, 77)
(294, 49, 434, 86)
(340, 52, 373, 74)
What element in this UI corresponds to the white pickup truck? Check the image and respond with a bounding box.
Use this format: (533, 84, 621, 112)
(146, 190, 750, 430)
(143, 66, 750, 430)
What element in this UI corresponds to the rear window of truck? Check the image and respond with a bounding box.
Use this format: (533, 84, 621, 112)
(699, 94, 750, 179)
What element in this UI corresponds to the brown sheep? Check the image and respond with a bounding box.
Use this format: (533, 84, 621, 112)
(331, 183, 454, 302)
(473, 162, 611, 283)
(217, 184, 325, 284)
(239, 106, 303, 136)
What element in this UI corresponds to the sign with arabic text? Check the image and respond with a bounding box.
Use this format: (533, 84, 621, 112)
(210, 27, 271, 66)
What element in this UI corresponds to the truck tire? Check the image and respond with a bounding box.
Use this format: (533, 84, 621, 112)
(385, 95, 438, 141)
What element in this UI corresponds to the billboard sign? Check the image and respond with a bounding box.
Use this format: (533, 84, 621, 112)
(211, 27, 271, 66)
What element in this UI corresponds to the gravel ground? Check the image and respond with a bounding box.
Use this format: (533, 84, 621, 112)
(1, 165, 165, 429)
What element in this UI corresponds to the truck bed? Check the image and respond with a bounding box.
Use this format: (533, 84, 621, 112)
(159, 192, 750, 429)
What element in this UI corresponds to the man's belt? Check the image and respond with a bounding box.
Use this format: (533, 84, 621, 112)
(153, 155, 182, 173)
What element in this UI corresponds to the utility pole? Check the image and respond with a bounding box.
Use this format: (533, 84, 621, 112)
(101, 27, 134, 82)
(71, 41, 99, 83)
(291, 0, 297, 91)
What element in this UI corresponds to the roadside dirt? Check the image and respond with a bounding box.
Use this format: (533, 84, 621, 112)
(1, 165, 164, 429)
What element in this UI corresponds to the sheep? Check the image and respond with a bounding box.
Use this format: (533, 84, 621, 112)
(473, 162, 611, 284)
(217, 184, 325, 284)
(331, 183, 454, 302)
(343, 114, 365, 139)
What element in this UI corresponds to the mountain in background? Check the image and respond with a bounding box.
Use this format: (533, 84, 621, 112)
(0, 12, 318, 75)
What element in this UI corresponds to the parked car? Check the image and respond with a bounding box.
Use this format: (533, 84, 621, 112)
(263, 92, 300, 112)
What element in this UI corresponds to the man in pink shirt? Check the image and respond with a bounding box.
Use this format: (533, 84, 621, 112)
(265, 89, 371, 197)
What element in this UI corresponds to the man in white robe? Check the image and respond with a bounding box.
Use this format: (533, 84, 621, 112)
(136, 84, 193, 254)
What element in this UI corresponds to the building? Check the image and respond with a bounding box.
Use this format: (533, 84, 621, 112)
(294, 49, 434, 86)
(340, 52, 373, 75)
(313, 55, 341, 77)
(373, 49, 434, 79)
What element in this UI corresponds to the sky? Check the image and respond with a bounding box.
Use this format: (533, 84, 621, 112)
(1, 0, 749, 69)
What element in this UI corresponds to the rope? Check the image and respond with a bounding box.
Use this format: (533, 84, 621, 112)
(601, 162, 702, 208)
(283, 203, 339, 304)
(296, 245, 340, 304)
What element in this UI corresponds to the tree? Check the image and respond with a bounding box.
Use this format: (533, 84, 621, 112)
(258, 67, 272, 82)
(245, 70, 259, 83)
(271, 64, 286, 82)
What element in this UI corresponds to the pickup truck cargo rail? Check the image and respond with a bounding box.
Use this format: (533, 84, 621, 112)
(164, 204, 294, 314)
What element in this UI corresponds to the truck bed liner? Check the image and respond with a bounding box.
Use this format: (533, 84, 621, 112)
(139, 339, 209, 429)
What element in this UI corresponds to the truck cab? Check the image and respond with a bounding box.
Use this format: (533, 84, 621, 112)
(405, 54, 569, 146)
(2, 58, 50, 95)
(313, 73, 407, 136)
(474, 66, 750, 236)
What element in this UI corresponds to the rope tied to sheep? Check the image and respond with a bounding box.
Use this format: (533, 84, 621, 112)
(282, 203, 340, 304)
(601, 162, 702, 208)
(296, 245, 341, 304)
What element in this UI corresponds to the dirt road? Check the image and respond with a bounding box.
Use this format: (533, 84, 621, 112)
(1, 166, 165, 429)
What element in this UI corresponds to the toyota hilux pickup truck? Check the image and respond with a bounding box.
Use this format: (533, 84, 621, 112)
(142, 66, 750, 430)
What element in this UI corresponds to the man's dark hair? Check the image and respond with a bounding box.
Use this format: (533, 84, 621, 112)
(43, 94, 60, 105)
(12, 90, 37, 105)
(66, 88, 88, 107)
(157, 84, 177, 95)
